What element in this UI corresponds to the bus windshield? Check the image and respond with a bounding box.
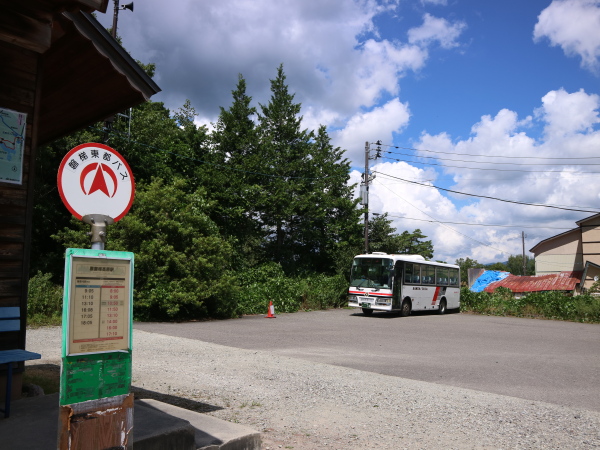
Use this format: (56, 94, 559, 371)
(350, 257, 393, 289)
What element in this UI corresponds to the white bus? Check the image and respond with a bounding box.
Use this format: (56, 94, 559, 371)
(347, 252, 460, 316)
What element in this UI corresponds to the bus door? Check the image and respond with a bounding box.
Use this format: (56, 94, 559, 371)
(393, 261, 402, 308)
(403, 263, 422, 309)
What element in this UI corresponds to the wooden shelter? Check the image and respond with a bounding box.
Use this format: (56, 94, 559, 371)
(0, 0, 160, 399)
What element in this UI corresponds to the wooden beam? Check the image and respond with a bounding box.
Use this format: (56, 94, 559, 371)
(0, 9, 52, 53)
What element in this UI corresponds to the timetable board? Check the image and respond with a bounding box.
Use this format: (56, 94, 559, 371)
(68, 256, 131, 355)
(60, 248, 134, 405)
(67, 253, 132, 355)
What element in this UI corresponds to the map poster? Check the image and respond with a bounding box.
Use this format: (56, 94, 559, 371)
(0, 107, 26, 184)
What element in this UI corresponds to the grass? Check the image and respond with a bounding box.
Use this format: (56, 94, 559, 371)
(28, 314, 62, 328)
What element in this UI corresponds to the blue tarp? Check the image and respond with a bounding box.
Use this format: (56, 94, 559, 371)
(470, 270, 510, 292)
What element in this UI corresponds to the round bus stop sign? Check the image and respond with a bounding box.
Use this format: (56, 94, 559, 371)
(57, 143, 135, 221)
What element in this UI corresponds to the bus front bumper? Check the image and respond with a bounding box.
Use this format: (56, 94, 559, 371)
(348, 299, 393, 311)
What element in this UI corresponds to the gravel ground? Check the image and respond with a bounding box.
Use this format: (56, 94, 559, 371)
(26, 326, 600, 449)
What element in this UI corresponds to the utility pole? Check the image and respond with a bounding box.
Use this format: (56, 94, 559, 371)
(522, 231, 526, 275)
(104, 0, 134, 143)
(363, 142, 369, 253)
(112, 0, 120, 38)
(361, 141, 381, 254)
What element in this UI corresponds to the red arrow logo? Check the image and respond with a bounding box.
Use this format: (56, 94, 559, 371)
(80, 163, 118, 197)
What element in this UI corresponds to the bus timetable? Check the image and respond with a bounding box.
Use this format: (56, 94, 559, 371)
(68, 257, 131, 355)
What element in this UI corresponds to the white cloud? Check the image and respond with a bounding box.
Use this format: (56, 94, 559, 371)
(362, 88, 600, 263)
(109, 1, 403, 121)
(104, 0, 467, 153)
(534, 0, 600, 73)
(536, 88, 600, 139)
(332, 98, 411, 162)
(408, 13, 466, 49)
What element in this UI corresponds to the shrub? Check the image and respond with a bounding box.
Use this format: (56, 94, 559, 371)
(461, 287, 600, 323)
(53, 178, 240, 322)
(298, 273, 348, 310)
(236, 264, 349, 315)
(27, 272, 63, 326)
(236, 263, 301, 315)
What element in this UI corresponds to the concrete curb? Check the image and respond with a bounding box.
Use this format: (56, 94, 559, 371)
(0, 393, 261, 450)
(137, 399, 262, 450)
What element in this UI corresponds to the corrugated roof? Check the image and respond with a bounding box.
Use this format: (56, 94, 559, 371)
(484, 271, 582, 293)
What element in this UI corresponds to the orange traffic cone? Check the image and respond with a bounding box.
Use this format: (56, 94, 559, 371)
(265, 301, 276, 318)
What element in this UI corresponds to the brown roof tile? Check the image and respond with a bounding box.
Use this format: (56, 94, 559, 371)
(484, 271, 582, 293)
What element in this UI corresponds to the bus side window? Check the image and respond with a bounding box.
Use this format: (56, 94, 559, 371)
(413, 264, 421, 284)
(404, 263, 413, 284)
(423, 266, 435, 284)
(449, 268, 459, 286)
(437, 268, 449, 285)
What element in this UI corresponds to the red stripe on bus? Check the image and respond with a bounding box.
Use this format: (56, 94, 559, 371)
(432, 286, 441, 305)
(348, 290, 392, 297)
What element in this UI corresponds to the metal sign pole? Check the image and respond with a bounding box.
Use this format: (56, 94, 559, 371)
(57, 143, 136, 450)
(83, 214, 114, 250)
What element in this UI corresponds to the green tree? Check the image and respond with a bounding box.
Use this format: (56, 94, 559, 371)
(369, 213, 399, 253)
(31, 127, 103, 280)
(506, 254, 535, 276)
(455, 257, 485, 285)
(369, 213, 433, 258)
(487, 262, 508, 271)
(256, 65, 314, 270)
(397, 229, 433, 258)
(211, 68, 363, 275)
(53, 178, 238, 321)
(210, 75, 264, 267)
(285, 125, 362, 273)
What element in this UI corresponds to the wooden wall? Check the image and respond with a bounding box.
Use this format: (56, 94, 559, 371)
(0, 39, 39, 351)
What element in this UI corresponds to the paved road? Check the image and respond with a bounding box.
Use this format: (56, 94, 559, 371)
(134, 309, 600, 412)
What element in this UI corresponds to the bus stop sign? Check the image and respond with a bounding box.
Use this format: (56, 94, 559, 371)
(57, 143, 135, 221)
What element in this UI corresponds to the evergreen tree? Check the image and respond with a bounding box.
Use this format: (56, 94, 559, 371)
(210, 75, 264, 266)
(369, 213, 434, 258)
(292, 125, 362, 273)
(397, 229, 434, 259)
(256, 65, 315, 271)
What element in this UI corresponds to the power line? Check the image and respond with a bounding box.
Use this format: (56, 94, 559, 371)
(375, 171, 600, 214)
(379, 155, 600, 174)
(381, 151, 600, 166)
(374, 180, 512, 255)
(384, 215, 573, 230)
(379, 142, 600, 161)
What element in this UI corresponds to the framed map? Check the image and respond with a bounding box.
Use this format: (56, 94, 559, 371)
(0, 108, 26, 184)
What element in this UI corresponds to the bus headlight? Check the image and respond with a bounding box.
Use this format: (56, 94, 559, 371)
(348, 295, 357, 303)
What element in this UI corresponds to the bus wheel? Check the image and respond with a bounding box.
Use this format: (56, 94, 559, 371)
(362, 308, 373, 316)
(400, 300, 411, 317)
(438, 299, 447, 315)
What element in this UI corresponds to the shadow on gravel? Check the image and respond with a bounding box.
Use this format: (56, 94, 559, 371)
(24, 363, 222, 414)
(131, 386, 223, 413)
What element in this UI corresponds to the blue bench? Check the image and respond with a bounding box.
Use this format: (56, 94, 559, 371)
(0, 307, 41, 418)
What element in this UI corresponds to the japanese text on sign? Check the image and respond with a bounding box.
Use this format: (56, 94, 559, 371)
(68, 257, 131, 355)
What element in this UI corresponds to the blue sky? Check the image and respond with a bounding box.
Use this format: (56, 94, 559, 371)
(97, 0, 600, 264)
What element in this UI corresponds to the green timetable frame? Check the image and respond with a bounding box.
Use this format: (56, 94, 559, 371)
(60, 248, 134, 405)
